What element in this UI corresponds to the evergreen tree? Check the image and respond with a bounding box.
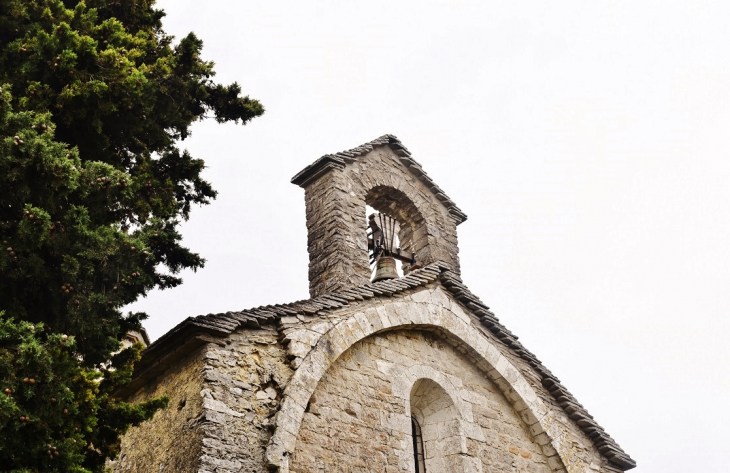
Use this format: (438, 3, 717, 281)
(0, 0, 263, 469)
(1, 313, 167, 472)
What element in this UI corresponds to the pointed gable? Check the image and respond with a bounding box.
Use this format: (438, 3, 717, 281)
(291, 134, 467, 224)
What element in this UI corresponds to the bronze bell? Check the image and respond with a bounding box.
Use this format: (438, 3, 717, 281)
(372, 256, 399, 282)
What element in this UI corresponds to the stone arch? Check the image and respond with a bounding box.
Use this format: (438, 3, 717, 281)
(365, 185, 431, 274)
(390, 363, 474, 424)
(410, 378, 458, 428)
(408, 378, 483, 473)
(344, 147, 460, 278)
(266, 290, 572, 473)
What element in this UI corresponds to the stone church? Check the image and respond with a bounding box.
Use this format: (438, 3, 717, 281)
(113, 135, 636, 473)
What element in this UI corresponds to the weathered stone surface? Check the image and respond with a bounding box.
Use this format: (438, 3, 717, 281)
(116, 269, 632, 473)
(197, 328, 293, 473)
(292, 329, 550, 472)
(294, 136, 464, 297)
(269, 285, 623, 473)
(114, 328, 293, 473)
(113, 348, 207, 473)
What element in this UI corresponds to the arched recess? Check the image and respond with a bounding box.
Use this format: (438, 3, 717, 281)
(365, 185, 430, 274)
(346, 146, 459, 275)
(266, 291, 574, 473)
(409, 378, 483, 473)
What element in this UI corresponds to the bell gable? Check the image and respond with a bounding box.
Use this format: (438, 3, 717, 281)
(292, 134, 466, 297)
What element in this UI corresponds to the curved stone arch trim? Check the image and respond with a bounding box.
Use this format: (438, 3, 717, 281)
(365, 184, 428, 274)
(266, 293, 569, 473)
(347, 149, 457, 272)
(404, 375, 485, 473)
(392, 364, 471, 421)
(394, 365, 488, 449)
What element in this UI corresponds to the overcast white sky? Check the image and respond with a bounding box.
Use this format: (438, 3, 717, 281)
(126, 1, 730, 471)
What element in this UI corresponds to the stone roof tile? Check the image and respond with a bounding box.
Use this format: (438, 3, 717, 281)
(319, 294, 351, 304)
(310, 296, 343, 310)
(338, 289, 365, 301)
(362, 283, 390, 296)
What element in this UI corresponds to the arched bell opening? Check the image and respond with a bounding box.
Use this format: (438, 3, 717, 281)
(365, 204, 405, 280)
(365, 186, 428, 276)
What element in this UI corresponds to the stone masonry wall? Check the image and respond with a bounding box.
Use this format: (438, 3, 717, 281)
(304, 167, 369, 298)
(116, 327, 293, 473)
(291, 329, 550, 473)
(117, 285, 619, 472)
(114, 346, 207, 473)
(300, 146, 461, 297)
(274, 285, 613, 473)
(197, 326, 293, 473)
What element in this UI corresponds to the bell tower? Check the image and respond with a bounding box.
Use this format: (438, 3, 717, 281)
(291, 134, 467, 298)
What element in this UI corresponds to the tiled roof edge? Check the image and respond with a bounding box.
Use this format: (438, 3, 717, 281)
(436, 270, 636, 471)
(290, 134, 467, 224)
(131, 263, 449, 376)
(129, 262, 635, 470)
